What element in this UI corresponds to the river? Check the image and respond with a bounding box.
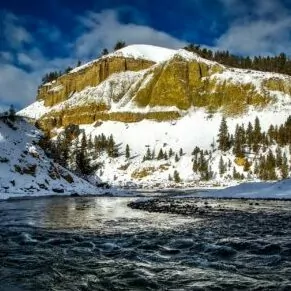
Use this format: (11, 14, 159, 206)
(0, 196, 290, 290)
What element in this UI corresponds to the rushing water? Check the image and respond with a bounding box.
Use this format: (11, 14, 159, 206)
(0, 196, 290, 291)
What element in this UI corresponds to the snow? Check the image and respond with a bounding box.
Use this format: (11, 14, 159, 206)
(18, 100, 50, 119)
(0, 117, 103, 200)
(69, 44, 217, 74)
(16, 44, 291, 197)
(201, 179, 291, 199)
(69, 44, 176, 74)
(104, 44, 177, 63)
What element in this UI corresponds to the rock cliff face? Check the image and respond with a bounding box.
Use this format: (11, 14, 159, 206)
(22, 45, 291, 134)
(38, 57, 154, 107)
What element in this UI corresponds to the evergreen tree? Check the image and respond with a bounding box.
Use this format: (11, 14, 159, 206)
(179, 148, 183, 156)
(76, 133, 92, 175)
(125, 144, 130, 159)
(173, 170, 181, 183)
(253, 117, 262, 153)
(168, 174, 173, 181)
(192, 146, 200, 156)
(114, 41, 126, 51)
(281, 153, 289, 179)
(157, 148, 164, 160)
(101, 48, 109, 56)
(164, 151, 168, 160)
(233, 125, 244, 157)
(169, 148, 174, 157)
(218, 117, 230, 151)
(276, 147, 283, 167)
(175, 154, 180, 162)
(246, 122, 253, 148)
(219, 156, 226, 175)
(145, 147, 151, 160)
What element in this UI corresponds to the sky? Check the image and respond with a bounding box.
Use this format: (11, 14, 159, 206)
(1, 0, 291, 111)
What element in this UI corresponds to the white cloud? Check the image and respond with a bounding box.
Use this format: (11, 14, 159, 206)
(215, 0, 291, 55)
(0, 9, 188, 110)
(74, 10, 187, 58)
(216, 18, 291, 55)
(0, 64, 40, 108)
(2, 13, 33, 49)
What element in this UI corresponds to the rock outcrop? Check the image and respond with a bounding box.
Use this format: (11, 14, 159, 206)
(38, 57, 154, 107)
(21, 45, 291, 134)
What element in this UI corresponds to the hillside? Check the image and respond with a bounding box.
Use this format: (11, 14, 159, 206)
(18, 44, 291, 188)
(0, 115, 102, 199)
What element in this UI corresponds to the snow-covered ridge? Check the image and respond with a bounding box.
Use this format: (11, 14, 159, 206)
(69, 44, 218, 74)
(70, 45, 176, 73)
(0, 117, 102, 199)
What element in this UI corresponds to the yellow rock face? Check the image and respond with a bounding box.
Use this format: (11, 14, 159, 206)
(35, 53, 284, 133)
(38, 57, 154, 107)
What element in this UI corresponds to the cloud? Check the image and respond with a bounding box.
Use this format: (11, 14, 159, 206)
(0, 64, 40, 108)
(74, 10, 187, 58)
(215, 0, 291, 55)
(2, 12, 33, 49)
(0, 9, 187, 109)
(216, 18, 291, 55)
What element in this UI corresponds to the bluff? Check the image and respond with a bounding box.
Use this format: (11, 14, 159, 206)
(21, 45, 291, 133)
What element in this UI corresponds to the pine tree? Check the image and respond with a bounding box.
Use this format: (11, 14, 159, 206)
(145, 147, 151, 160)
(168, 174, 173, 181)
(164, 152, 168, 160)
(107, 134, 118, 157)
(101, 48, 109, 56)
(175, 154, 180, 162)
(114, 40, 126, 51)
(219, 156, 226, 175)
(253, 117, 262, 153)
(246, 122, 253, 148)
(76, 133, 91, 175)
(157, 148, 164, 160)
(276, 147, 283, 167)
(179, 148, 183, 156)
(173, 170, 181, 183)
(218, 117, 230, 152)
(125, 144, 130, 159)
(243, 159, 251, 172)
(280, 153, 289, 179)
(233, 125, 244, 157)
(169, 148, 173, 157)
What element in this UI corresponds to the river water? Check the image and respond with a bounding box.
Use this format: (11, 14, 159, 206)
(0, 196, 290, 290)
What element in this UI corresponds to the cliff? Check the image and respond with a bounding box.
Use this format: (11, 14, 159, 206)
(21, 45, 291, 133)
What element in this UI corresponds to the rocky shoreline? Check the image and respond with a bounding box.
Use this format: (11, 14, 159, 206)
(128, 197, 291, 220)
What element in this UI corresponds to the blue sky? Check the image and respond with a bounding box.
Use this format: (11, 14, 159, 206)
(1, 0, 291, 110)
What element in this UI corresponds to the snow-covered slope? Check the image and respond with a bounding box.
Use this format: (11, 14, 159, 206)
(70, 44, 177, 74)
(0, 117, 101, 200)
(203, 179, 291, 199)
(18, 44, 291, 190)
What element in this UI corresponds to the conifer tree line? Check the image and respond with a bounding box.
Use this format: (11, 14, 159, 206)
(185, 44, 291, 76)
(41, 125, 125, 177)
(142, 146, 182, 162)
(39, 115, 291, 183)
(216, 116, 291, 180)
